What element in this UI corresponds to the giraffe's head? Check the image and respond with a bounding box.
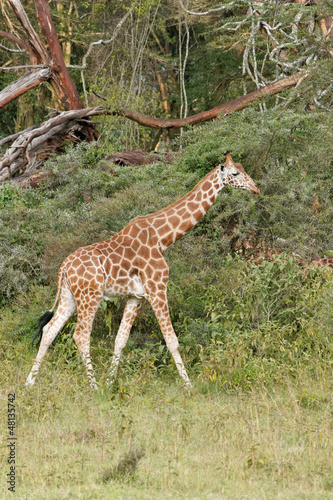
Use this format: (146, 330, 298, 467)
(218, 152, 260, 195)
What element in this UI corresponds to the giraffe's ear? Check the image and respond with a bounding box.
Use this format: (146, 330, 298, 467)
(220, 164, 225, 173)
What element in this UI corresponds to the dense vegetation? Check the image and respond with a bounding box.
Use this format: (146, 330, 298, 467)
(1, 1, 333, 498)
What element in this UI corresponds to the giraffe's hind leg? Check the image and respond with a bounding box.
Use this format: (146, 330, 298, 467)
(107, 298, 142, 385)
(25, 285, 76, 387)
(73, 297, 103, 390)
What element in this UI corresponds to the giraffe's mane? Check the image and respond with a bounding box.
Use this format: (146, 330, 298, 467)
(128, 166, 220, 225)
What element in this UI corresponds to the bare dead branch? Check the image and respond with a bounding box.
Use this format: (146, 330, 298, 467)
(79, 7, 133, 71)
(179, 0, 235, 16)
(0, 64, 48, 70)
(0, 29, 31, 53)
(116, 72, 308, 128)
(0, 67, 52, 109)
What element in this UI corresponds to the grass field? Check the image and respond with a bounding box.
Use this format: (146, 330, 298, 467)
(1, 338, 333, 500)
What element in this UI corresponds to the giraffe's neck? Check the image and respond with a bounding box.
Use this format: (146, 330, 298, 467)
(149, 166, 223, 251)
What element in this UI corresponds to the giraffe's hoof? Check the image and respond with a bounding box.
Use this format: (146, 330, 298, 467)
(25, 377, 35, 388)
(183, 380, 193, 391)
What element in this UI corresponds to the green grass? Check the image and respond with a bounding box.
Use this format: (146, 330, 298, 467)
(1, 339, 333, 500)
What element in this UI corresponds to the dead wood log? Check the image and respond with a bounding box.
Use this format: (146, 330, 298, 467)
(0, 107, 108, 182)
(94, 149, 173, 171)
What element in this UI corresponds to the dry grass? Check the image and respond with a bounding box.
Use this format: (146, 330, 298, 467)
(1, 346, 333, 500)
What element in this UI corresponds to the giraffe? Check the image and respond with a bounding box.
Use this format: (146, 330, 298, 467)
(25, 152, 260, 389)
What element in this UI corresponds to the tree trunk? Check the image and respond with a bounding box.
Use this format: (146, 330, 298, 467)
(34, 0, 84, 111)
(1, 0, 97, 140)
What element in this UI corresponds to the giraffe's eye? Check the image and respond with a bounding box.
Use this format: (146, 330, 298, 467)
(232, 172, 239, 177)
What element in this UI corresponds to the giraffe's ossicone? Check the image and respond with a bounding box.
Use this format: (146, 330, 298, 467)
(25, 153, 259, 389)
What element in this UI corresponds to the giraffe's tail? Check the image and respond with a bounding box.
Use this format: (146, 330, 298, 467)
(32, 264, 66, 347)
(32, 311, 54, 347)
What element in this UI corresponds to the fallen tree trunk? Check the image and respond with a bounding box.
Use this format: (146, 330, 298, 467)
(0, 107, 108, 182)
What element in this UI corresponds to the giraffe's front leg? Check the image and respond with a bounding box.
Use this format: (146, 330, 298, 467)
(148, 286, 191, 389)
(107, 298, 142, 385)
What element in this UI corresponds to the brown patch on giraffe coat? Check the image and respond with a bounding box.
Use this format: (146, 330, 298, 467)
(177, 208, 187, 217)
(111, 253, 121, 264)
(157, 291, 166, 301)
(179, 220, 191, 232)
(128, 225, 140, 237)
(117, 278, 128, 287)
(159, 224, 171, 236)
(169, 215, 181, 227)
(187, 202, 198, 212)
(154, 218, 166, 229)
(124, 247, 136, 260)
(76, 264, 86, 277)
(202, 200, 210, 212)
(133, 256, 146, 268)
(122, 259, 131, 271)
(122, 236, 132, 247)
(174, 232, 184, 242)
(151, 247, 162, 259)
(145, 265, 154, 279)
(138, 229, 149, 245)
(150, 258, 165, 269)
(138, 219, 151, 229)
(130, 239, 141, 252)
(104, 259, 111, 274)
(193, 210, 203, 222)
(112, 265, 120, 277)
(146, 279, 157, 293)
(153, 270, 163, 281)
(162, 234, 174, 247)
(140, 246, 150, 260)
(202, 181, 211, 191)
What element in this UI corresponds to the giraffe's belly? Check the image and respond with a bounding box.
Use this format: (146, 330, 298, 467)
(103, 274, 146, 301)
